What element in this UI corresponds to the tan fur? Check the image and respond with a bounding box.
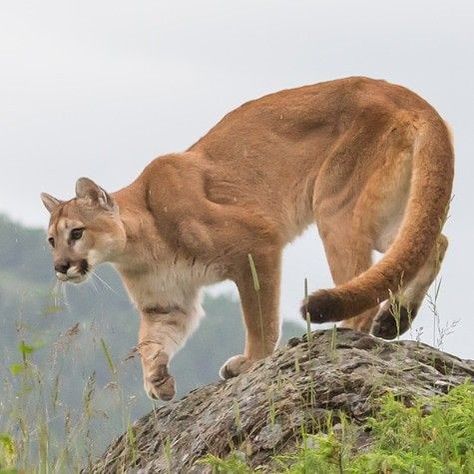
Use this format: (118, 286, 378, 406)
(41, 77, 454, 400)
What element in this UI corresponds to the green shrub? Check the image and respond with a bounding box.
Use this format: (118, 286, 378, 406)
(203, 382, 474, 474)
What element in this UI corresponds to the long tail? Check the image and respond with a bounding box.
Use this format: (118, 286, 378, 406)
(304, 116, 454, 323)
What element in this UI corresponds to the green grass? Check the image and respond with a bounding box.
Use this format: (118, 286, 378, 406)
(202, 382, 474, 474)
(0, 327, 139, 473)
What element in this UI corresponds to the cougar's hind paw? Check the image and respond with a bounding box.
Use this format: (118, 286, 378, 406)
(371, 302, 417, 340)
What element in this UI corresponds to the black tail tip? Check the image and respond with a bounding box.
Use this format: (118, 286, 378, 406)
(300, 289, 346, 324)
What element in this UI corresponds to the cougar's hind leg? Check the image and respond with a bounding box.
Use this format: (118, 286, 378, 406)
(316, 215, 378, 333)
(372, 233, 448, 339)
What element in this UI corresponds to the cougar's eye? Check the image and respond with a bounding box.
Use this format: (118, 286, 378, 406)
(48, 237, 55, 248)
(70, 228, 84, 241)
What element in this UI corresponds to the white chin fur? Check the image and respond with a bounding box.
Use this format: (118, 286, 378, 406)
(56, 272, 88, 284)
(56, 272, 69, 282)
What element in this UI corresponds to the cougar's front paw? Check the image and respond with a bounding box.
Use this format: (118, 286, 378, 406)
(219, 355, 253, 380)
(143, 352, 176, 401)
(144, 363, 176, 401)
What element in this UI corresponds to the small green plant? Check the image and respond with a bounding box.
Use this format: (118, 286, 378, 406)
(350, 382, 474, 473)
(164, 436, 173, 474)
(303, 278, 312, 347)
(248, 254, 265, 349)
(0, 433, 17, 471)
(200, 451, 253, 473)
(202, 382, 474, 474)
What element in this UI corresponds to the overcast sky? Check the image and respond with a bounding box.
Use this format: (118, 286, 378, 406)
(1, 1, 473, 357)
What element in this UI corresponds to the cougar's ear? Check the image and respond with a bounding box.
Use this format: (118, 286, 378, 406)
(75, 177, 115, 211)
(41, 193, 63, 214)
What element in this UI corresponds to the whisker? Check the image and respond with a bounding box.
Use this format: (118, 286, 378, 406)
(87, 276, 99, 294)
(57, 281, 71, 313)
(91, 271, 120, 296)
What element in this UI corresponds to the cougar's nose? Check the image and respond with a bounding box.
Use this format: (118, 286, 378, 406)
(54, 260, 70, 274)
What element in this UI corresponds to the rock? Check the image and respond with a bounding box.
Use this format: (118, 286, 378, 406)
(85, 329, 474, 473)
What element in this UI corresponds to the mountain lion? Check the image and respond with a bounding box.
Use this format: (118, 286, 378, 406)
(41, 77, 454, 401)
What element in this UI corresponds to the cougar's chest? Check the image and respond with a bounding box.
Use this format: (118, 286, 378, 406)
(118, 257, 223, 311)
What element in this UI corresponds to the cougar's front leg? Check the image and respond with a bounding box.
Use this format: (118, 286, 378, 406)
(220, 250, 282, 379)
(138, 306, 201, 401)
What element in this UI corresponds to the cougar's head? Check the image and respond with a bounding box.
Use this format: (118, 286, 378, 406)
(41, 178, 126, 284)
